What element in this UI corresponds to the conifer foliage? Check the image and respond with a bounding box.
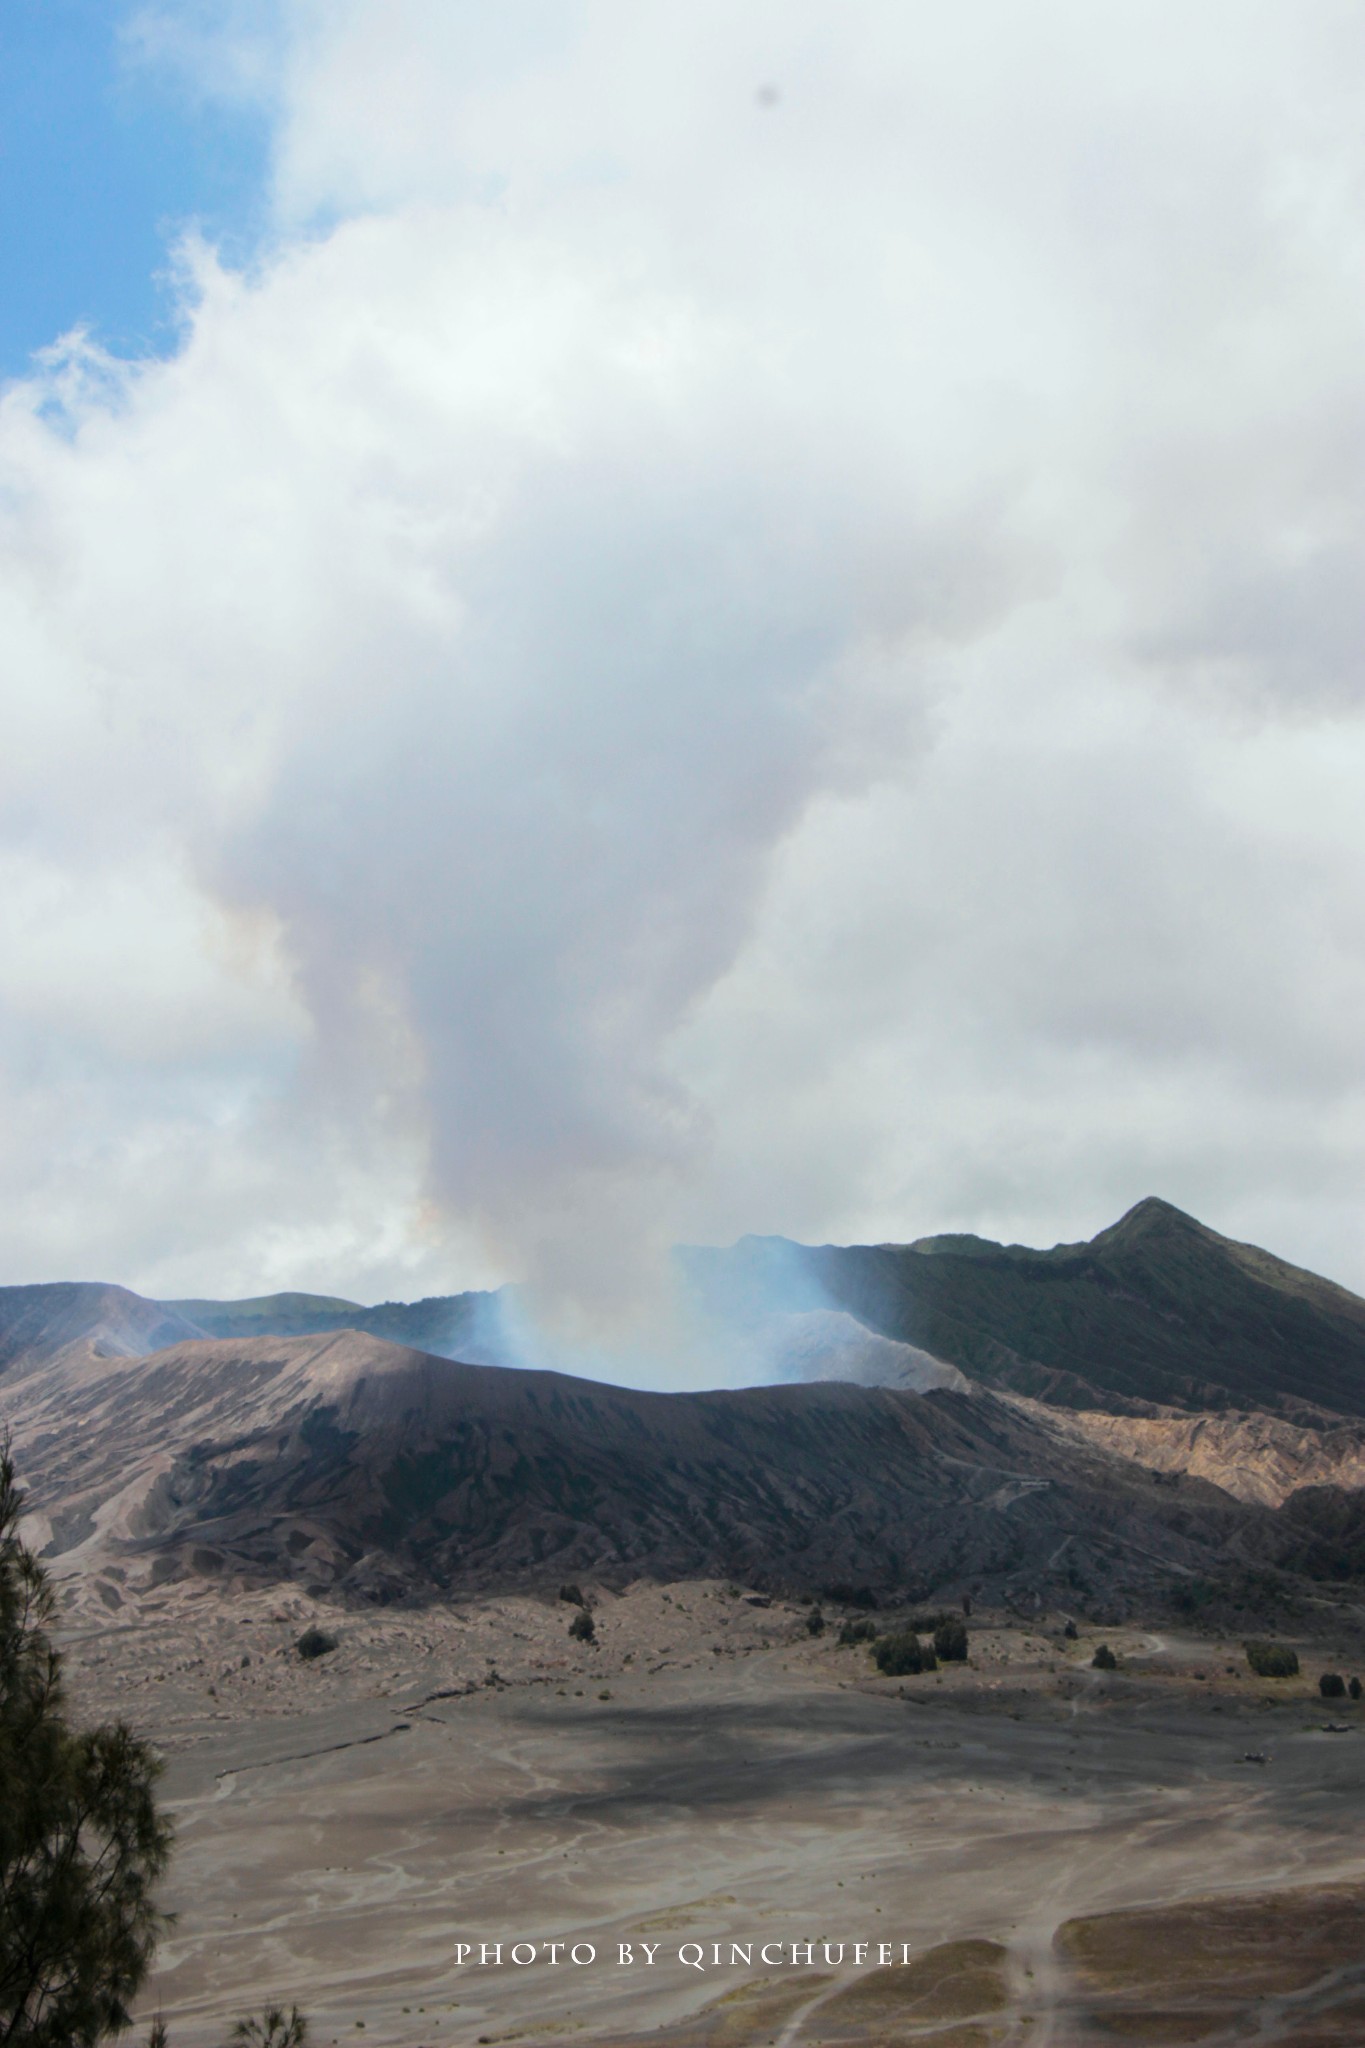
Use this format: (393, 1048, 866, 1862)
(0, 1437, 172, 2046)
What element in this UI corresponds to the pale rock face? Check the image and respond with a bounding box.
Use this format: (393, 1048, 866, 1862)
(1050, 1406, 1365, 1510)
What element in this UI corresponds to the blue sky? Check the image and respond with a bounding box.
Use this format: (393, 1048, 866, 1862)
(0, 0, 269, 375)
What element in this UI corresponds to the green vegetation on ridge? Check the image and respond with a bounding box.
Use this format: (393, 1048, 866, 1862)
(798, 1197, 1365, 1420)
(160, 1290, 492, 1355)
(164, 1293, 364, 1331)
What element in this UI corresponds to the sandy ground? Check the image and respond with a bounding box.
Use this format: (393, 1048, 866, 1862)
(55, 1580, 1365, 2048)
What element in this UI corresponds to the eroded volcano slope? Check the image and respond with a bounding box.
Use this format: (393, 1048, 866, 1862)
(5, 1327, 1253, 1604)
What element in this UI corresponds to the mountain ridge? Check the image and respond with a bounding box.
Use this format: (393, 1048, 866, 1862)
(786, 1197, 1365, 1421)
(0, 1282, 205, 1378)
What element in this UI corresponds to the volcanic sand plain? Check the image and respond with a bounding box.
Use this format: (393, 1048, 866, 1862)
(55, 1578, 1365, 2047)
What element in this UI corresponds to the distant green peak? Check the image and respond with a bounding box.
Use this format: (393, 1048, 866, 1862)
(1096, 1196, 1208, 1244)
(905, 1198, 1211, 1265)
(907, 1232, 1003, 1258)
(164, 1291, 364, 1319)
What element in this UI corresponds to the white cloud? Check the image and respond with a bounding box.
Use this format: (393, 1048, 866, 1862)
(3, 1, 1365, 1337)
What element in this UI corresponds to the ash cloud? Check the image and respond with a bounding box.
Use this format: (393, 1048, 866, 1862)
(2, 2, 1365, 1330)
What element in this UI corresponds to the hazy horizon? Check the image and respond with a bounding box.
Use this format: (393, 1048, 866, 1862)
(22, 1188, 1360, 1309)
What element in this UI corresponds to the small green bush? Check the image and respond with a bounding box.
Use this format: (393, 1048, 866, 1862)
(806, 1607, 825, 1637)
(1351, 1677, 1362, 1701)
(1092, 1643, 1117, 1671)
(933, 1619, 968, 1663)
(838, 1617, 879, 1647)
(874, 1630, 926, 1676)
(559, 1583, 585, 1606)
(1319, 1672, 1347, 1699)
(295, 1626, 338, 1661)
(1245, 1641, 1299, 1678)
(1063, 1620, 1078, 1640)
(569, 1608, 595, 1642)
